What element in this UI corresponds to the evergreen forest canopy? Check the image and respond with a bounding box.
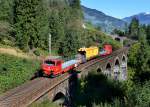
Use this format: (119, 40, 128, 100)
(0, 0, 120, 57)
(0, 0, 82, 55)
(113, 17, 150, 44)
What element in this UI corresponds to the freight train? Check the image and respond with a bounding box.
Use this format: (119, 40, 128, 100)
(41, 44, 112, 77)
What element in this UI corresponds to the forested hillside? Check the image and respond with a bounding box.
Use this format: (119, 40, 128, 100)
(0, 0, 120, 57)
(0, 0, 82, 54)
(82, 6, 126, 33)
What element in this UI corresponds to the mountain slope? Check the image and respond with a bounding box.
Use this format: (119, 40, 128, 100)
(82, 6, 126, 33)
(123, 12, 150, 24)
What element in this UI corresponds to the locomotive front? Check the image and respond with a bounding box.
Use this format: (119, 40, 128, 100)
(41, 59, 57, 76)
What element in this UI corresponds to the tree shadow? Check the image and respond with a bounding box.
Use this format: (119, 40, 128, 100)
(68, 70, 79, 107)
(134, 71, 150, 83)
(72, 72, 126, 107)
(30, 69, 48, 80)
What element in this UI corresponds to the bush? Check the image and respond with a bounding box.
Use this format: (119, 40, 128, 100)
(127, 81, 150, 107)
(81, 30, 122, 51)
(0, 53, 40, 94)
(33, 50, 41, 56)
(73, 72, 126, 107)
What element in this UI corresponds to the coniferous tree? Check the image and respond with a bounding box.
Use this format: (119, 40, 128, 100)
(112, 29, 125, 36)
(0, 0, 13, 22)
(128, 17, 139, 40)
(71, 0, 81, 8)
(0, 0, 14, 40)
(59, 28, 80, 57)
(124, 22, 129, 36)
(13, 0, 49, 51)
(34, 0, 49, 49)
(49, 10, 65, 50)
(49, 0, 82, 56)
(146, 25, 150, 45)
(128, 26, 150, 82)
(136, 27, 150, 75)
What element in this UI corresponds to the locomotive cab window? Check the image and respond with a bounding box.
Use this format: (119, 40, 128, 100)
(45, 60, 55, 66)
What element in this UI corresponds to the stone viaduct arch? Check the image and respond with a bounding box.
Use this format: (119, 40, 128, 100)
(110, 35, 127, 45)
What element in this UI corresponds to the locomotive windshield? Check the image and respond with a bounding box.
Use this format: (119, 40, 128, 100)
(44, 60, 55, 66)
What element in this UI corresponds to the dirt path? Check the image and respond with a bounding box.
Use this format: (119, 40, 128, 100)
(0, 48, 38, 60)
(0, 47, 57, 61)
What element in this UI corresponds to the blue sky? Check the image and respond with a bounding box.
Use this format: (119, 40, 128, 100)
(81, 0, 150, 19)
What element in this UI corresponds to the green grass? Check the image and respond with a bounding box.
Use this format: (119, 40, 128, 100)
(85, 22, 97, 31)
(84, 29, 122, 50)
(0, 43, 14, 48)
(0, 53, 40, 94)
(36, 48, 58, 56)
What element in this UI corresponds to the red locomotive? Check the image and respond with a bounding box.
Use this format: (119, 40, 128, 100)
(41, 44, 113, 77)
(41, 59, 78, 77)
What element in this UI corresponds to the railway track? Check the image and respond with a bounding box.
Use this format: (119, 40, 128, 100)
(0, 74, 71, 107)
(0, 48, 128, 107)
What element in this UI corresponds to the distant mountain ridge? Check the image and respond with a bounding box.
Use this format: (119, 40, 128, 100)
(123, 12, 150, 24)
(82, 6, 126, 33)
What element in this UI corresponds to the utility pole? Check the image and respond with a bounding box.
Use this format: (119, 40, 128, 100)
(49, 33, 51, 55)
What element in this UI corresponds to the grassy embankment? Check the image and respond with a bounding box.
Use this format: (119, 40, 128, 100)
(0, 42, 60, 95)
(0, 51, 40, 94)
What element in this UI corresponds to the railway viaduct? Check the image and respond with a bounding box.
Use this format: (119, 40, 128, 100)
(110, 35, 127, 45)
(0, 47, 128, 107)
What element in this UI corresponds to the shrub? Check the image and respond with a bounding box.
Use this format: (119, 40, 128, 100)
(0, 53, 40, 94)
(33, 50, 41, 56)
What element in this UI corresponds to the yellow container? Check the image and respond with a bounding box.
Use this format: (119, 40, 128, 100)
(78, 47, 99, 60)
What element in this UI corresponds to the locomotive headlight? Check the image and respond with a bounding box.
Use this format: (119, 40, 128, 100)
(75, 64, 78, 67)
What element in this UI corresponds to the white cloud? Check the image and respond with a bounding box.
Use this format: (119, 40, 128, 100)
(145, 12, 150, 15)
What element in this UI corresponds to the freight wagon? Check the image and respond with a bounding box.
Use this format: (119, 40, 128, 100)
(78, 46, 99, 61)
